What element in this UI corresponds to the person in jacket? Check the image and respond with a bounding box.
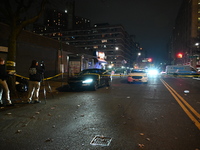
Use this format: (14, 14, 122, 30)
(0, 57, 13, 106)
(27, 60, 45, 103)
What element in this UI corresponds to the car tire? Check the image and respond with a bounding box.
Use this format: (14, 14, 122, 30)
(91, 81, 98, 91)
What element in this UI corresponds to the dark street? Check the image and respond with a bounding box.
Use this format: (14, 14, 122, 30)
(0, 76, 199, 150)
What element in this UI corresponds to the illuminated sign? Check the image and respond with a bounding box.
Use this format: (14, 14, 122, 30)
(96, 51, 106, 63)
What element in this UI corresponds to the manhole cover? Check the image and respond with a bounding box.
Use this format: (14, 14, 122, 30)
(90, 135, 112, 146)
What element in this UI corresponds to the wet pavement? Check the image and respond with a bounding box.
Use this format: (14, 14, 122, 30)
(0, 76, 199, 150)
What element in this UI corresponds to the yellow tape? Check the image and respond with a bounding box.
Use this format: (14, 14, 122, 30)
(15, 73, 63, 81)
(6, 61, 16, 66)
(15, 74, 29, 80)
(7, 70, 16, 73)
(43, 73, 63, 80)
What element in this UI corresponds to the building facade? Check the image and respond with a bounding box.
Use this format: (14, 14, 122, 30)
(0, 23, 93, 77)
(171, 0, 200, 69)
(39, 23, 138, 70)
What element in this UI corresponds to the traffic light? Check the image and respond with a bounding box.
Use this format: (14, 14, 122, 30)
(177, 53, 183, 58)
(147, 58, 152, 62)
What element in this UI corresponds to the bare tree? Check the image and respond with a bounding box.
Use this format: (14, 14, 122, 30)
(0, 0, 47, 72)
(0, 0, 47, 97)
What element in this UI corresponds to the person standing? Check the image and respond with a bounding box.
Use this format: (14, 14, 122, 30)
(27, 60, 45, 103)
(0, 57, 13, 106)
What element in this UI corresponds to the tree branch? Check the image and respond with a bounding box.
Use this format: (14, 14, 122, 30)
(16, 0, 47, 37)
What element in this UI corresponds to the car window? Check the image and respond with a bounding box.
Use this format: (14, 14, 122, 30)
(131, 70, 146, 73)
(79, 69, 103, 75)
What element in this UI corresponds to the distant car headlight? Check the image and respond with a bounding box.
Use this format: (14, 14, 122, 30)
(148, 69, 159, 75)
(82, 79, 93, 83)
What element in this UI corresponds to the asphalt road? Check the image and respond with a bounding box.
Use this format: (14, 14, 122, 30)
(0, 76, 199, 150)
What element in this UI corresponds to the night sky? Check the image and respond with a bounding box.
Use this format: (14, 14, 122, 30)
(74, 0, 183, 64)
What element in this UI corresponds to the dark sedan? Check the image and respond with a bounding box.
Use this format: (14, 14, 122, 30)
(68, 69, 111, 91)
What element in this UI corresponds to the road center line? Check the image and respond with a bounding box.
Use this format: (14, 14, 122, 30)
(160, 79, 200, 130)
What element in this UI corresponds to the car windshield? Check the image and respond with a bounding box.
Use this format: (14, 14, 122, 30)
(79, 69, 103, 75)
(131, 70, 146, 73)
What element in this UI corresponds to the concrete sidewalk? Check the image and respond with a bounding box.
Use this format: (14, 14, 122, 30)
(11, 77, 69, 104)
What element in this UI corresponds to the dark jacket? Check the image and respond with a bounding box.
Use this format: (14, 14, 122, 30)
(0, 64, 9, 81)
(29, 66, 44, 82)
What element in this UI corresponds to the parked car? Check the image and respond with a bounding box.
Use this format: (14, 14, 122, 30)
(127, 69, 148, 83)
(68, 69, 111, 91)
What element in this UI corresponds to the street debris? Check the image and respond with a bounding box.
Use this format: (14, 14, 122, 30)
(22, 124, 28, 127)
(138, 143, 144, 148)
(80, 114, 84, 117)
(52, 125, 56, 128)
(35, 112, 40, 114)
(45, 138, 54, 142)
(184, 90, 189, 94)
(31, 116, 36, 119)
(146, 138, 150, 141)
(127, 96, 130, 98)
(6, 113, 12, 115)
(16, 130, 22, 133)
(140, 133, 144, 136)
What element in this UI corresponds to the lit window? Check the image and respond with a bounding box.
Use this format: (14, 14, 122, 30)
(102, 39, 107, 43)
(93, 46, 98, 49)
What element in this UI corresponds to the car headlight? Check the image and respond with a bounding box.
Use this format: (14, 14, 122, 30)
(148, 69, 159, 75)
(82, 79, 93, 83)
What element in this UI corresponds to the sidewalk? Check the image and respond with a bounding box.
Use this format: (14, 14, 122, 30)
(11, 77, 69, 104)
(44, 77, 68, 92)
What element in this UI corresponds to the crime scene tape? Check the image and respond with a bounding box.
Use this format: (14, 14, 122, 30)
(15, 73, 63, 81)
